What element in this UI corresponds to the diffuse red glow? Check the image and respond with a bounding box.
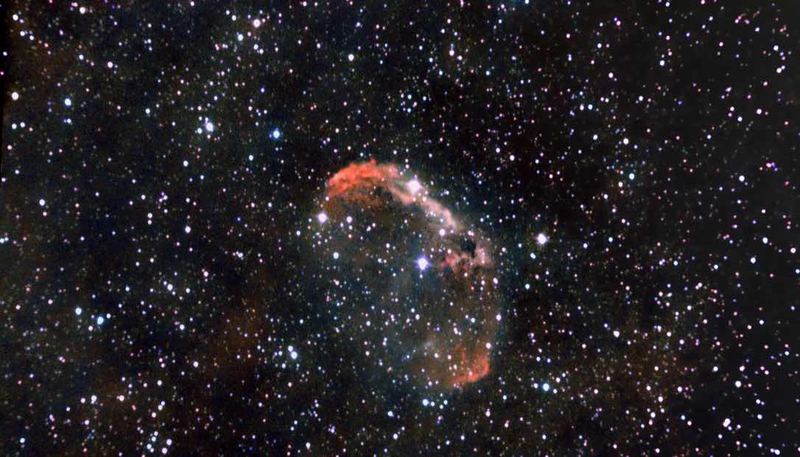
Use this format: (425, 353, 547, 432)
(326, 159, 400, 200)
(321, 159, 500, 390)
(450, 345, 491, 388)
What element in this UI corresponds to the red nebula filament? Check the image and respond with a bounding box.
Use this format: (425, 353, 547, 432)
(326, 159, 400, 200)
(450, 345, 491, 387)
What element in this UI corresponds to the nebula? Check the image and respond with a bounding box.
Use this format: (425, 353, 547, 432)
(317, 160, 500, 389)
(450, 344, 491, 387)
(325, 159, 461, 231)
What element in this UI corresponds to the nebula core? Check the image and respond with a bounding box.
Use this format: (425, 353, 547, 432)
(317, 160, 499, 390)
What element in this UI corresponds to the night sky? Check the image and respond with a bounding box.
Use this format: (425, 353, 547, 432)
(2, 1, 799, 455)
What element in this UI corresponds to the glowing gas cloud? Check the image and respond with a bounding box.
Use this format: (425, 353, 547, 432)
(317, 159, 500, 389)
(325, 159, 461, 231)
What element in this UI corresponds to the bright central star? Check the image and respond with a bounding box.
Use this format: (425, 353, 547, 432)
(416, 257, 429, 270)
(407, 179, 422, 194)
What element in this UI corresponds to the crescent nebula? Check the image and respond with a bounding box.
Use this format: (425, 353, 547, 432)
(315, 160, 500, 390)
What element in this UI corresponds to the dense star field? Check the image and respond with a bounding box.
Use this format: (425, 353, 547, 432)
(2, 1, 799, 455)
